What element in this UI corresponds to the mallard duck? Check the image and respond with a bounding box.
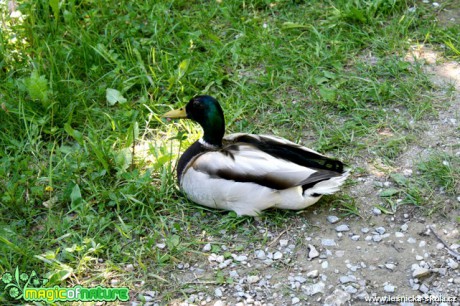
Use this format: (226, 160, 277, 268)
(163, 95, 349, 216)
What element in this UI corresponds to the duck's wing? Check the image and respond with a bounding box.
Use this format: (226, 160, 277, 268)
(190, 133, 345, 190)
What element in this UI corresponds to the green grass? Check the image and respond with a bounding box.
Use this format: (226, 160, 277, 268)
(1, 0, 459, 303)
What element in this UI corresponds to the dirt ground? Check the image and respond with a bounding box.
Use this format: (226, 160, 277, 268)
(140, 8, 460, 306)
(139, 47, 459, 306)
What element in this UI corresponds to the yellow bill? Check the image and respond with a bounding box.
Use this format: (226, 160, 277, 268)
(162, 107, 187, 119)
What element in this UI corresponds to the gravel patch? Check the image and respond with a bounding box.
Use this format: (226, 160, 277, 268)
(135, 31, 460, 306)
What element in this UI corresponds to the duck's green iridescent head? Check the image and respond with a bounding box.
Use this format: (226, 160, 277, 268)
(163, 95, 226, 147)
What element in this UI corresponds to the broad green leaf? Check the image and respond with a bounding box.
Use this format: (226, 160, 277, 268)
(166, 235, 180, 249)
(390, 173, 408, 186)
(49, 0, 59, 20)
(379, 188, 400, 197)
(64, 122, 83, 144)
(177, 59, 190, 79)
(70, 184, 82, 206)
(106, 88, 127, 105)
(319, 86, 337, 102)
(24, 71, 50, 107)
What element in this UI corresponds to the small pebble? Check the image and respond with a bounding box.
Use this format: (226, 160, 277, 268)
(255, 250, 266, 260)
(307, 270, 319, 278)
(351, 235, 360, 241)
(415, 255, 423, 261)
(294, 276, 307, 283)
(372, 208, 382, 215)
(384, 284, 395, 293)
(419, 283, 429, 293)
(247, 275, 260, 283)
(407, 237, 417, 244)
(361, 227, 369, 233)
(418, 240, 426, 248)
(111, 279, 120, 286)
(375, 227, 386, 234)
(203, 243, 211, 252)
(304, 282, 326, 296)
(214, 288, 223, 297)
(336, 224, 350, 232)
(372, 235, 382, 242)
(327, 215, 340, 224)
(344, 285, 358, 294)
(401, 224, 409, 231)
(385, 263, 396, 270)
(339, 275, 356, 284)
(279, 239, 289, 247)
(232, 254, 247, 262)
(395, 232, 404, 238)
(308, 244, 320, 259)
(125, 264, 134, 271)
(292, 297, 300, 304)
(273, 251, 283, 260)
(323, 289, 351, 305)
(403, 169, 413, 176)
(412, 267, 430, 278)
(447, 258, 459, 270)
(322, 261, 329, 269)
(321, 238, 337, 246)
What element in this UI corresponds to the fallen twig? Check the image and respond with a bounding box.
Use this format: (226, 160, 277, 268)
(428, 225, 460, 261)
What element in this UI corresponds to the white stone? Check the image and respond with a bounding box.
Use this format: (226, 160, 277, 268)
(384, 284, 395, 293)
(323, 289, 351, 305)
(255, 250, 266, 260)
(321, 239, 336, 246)
(327, 215, 340, 224)
(336, 224, 350, 232)
(304, 282, 325, 296)
(294, 276, 307, 283)
(279, 239, 289, 247)
(247, 275, 260, 284)
(203, 243, 211, 252)
(447, 258, 459, 270)
(308, 244, 320, 259)
(273, 251, 283, 260)
(307, 270, 319, 278)
(412, 267, 430, 278)
(351, 235, 360, 241)
(232, 254, 248, 262)
(214, 288, 223, 297)
(385, 263, 396, 270)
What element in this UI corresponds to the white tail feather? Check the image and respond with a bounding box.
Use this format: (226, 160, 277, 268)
(304, 171, 350, 196)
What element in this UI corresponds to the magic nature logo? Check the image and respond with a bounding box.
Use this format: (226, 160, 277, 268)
(1, 267, 129, 303)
